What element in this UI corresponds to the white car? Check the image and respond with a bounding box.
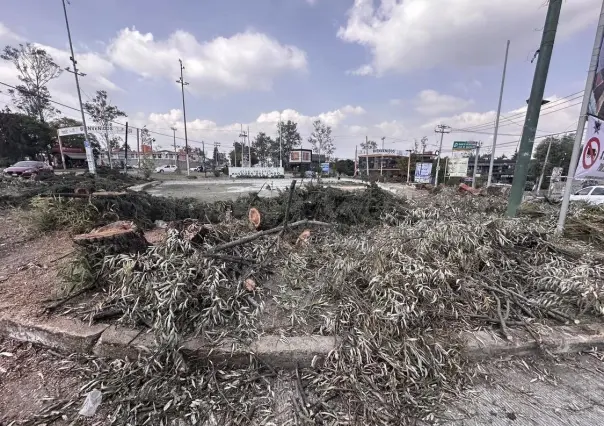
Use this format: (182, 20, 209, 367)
(570, 185, 604, 205)
(154, 164, 178, 173)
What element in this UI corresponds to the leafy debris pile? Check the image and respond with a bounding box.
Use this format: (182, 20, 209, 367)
(21, 185, 604, 424)
(0, 170, 146, 207)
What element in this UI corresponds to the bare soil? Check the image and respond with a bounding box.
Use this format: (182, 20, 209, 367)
(0, 209, 73, 319)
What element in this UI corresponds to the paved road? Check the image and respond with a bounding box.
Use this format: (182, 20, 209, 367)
(146, 178, 367, 202)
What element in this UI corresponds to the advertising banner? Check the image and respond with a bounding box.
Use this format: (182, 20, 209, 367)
(589, 30, 604, 119)
(83, 140, 96, 174)
(574, 115, 604, 179)
(448, 157, 469, 177)
(452, 141, 478, 151)
(414, 162, 432, 183)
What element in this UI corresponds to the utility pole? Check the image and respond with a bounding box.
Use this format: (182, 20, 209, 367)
(365, 136, 370, 178)
(247, 125, 251, 167)
(506, 0, 562, 217)
(488, 40, 511, 187)
(61, 0, 94, 174)
(536, 137, 553, 194)
(472, 142, 482, 189)
(176, 59, 190, 176)
(124, 122, 128, 172)
(136, 128, 141, 171)
(279, 113, 283, 168)
(213, 142, 221, 171)
(171, 126, 177, 167)
(239, 125, 247, 167)
(380, 136, 385, 176)
(202, 141, 207, 177)
(557, 0, 604, 233)
(434, 124, 451, 185)
(405, 149, 413, 183)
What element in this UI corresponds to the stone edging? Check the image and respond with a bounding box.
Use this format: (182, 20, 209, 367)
(127, 181, 160, 192)
(1, 315, 603, 368)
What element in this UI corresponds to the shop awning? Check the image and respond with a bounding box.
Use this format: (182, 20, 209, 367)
(64, 153, 87, 160)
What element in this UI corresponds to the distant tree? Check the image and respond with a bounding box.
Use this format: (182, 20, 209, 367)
(253, 132, 273, 166)
(0, 111, 53, 165)
(529, 133, 574, 186)
(360, 139, 378, 152)
(229, 142, 258, 167)
(335, 159, 355, 176)
(397, 155, 418, 181)
(83, 90, 127, 167)
(308, 119, 335, 160)
(496, 153, 508, 160)
(1, 43, 62, 122)
(273, 120, 302, 167)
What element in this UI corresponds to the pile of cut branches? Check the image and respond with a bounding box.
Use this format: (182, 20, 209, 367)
(25, 186, 604, 425)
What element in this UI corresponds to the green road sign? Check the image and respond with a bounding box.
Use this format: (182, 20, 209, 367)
(452, 141, 478, 151)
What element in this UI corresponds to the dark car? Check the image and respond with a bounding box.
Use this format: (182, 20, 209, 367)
(3, 161, 54, 179)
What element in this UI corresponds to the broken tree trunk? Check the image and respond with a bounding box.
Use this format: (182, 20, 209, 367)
(73, 220, 149, 255)
(248, 207, 282, 230)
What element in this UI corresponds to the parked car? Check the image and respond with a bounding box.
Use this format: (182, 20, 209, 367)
(3, 161, 54, 179)
(304, 170, 316, 178)
(190, 166, 204, 172)
(154, 164, 178, 173)
(570, 186, 604, 205)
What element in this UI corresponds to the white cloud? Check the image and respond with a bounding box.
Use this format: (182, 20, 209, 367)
(414, 89, 473, 115)
(107, 27, 307, 95)
(338, 0, 599, 76)
(389, 99, 402, 106)
(0, 22, 120, 114)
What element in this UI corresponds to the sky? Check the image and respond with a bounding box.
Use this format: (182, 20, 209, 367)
(0, 0, 600, 159)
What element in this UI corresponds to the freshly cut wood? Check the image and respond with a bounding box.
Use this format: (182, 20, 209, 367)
(296, 229, 311, 246)
(73, 220, 149, 255)
(74, 187, 91, 195)
(248, 207, 281, 230)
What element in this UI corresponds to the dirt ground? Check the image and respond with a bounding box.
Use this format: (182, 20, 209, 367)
(0, 209, 73, 320)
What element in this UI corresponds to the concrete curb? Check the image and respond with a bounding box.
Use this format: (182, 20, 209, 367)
(2, 314, 603, 368)
(127, 181, 160, 192)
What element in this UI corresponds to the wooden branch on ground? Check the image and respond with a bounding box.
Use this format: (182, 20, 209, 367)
(209, 220, 332, 253)
(73, 221, 149, 255)
(44, 282, 98, 312)
(281, 180, 297, 235)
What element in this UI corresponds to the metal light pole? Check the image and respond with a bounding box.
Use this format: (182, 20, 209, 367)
(487, 40, 511, 187)
(365, 136, 370, 178)
(380, 136, 385, 176)
(279, 113, 283, 168)
(472, 142, 482, 189)
(557, 0, 604, 233)
(434, 124, 451, 185)
(171, 126, 177, 167)
(61, 0, 94, 174)
(405, 149, 412, 183)
(177, 59, 190, 175)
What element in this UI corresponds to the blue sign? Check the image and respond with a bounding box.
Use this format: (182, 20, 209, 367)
(414, 162, 432, 183)
(321, 163, 330, 173)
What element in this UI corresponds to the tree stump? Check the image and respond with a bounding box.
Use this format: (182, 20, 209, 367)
(248, 207, 282, 230)
(73, 221, 149, 255)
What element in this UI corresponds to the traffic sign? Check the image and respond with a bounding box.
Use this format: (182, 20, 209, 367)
(452, 141, 478, 151)
(58, 125, 133, 136)
(582, 137, 600, 170)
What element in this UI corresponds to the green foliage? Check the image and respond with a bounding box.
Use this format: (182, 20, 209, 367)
(140, 154, 155, 178)
(229, 142, 257, 167)
(529, 134, 574, 186)
(0, 111, 53, 165)
(335, 159, 355, 176)
(360, 139, 378, 151)
(252, 132, 274, 166)
(308, 119, 335, 160)
(1, 43, 62, 121)
(274, 120, 302, 168)
(83, 90, 127, 154)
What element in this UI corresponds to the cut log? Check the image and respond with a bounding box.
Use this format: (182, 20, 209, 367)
(296, 229, 311, 246)
(73, 220, 149, 255)
(248, 207, 282, 230)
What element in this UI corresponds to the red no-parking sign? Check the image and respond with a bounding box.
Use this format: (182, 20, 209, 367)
(575, 116, 604, 179)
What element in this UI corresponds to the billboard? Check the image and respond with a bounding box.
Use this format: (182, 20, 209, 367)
(589, 30, 604, 119)
(448, 157, 469, 177)
(414, 162, 432, 183)
(321, 163, 330, 173)
(289, 150, 312, 163)
(229, 167, 285, 178)
(574, 115, 604, 179)
(366, 148, 404, 156)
